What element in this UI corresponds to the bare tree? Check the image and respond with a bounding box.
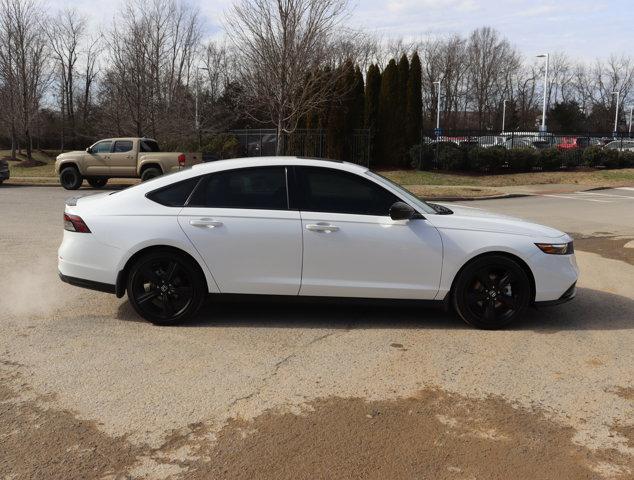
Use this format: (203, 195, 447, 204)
(225, 0, 353, 154)
(103, 0, 201, 138)
(0, 0, 49, 160)
(47, 8, 86, 148)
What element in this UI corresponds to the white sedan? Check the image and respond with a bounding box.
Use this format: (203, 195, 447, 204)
(58, 157, 578, 329)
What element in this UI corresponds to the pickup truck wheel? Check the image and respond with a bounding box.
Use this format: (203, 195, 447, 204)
(141, 167, 162, 182)
(60, 166, 83, 190)
(87, 177, 108, 188)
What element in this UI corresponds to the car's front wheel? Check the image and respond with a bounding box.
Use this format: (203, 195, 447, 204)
(127, 250, 206, 325)
(453, 255, 531, 329)
(60, 166, 83, 190)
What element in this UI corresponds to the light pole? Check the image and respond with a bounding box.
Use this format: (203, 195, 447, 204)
(537, 53, 549, 133)
(612, 91, 620, 136)
(502, 99, 508, 132)
(629, 105, 633, 137)
(433, 80, 442, 136)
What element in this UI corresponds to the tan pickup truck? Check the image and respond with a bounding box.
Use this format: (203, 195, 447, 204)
(55, 137, 202, 190)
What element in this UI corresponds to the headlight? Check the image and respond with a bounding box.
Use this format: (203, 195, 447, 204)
(535, 241, 574, 255)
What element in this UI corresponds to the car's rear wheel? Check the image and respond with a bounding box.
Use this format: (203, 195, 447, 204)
(453, 255, 531, 329)
(60, 166, 83, 190)
(87, 177, 108, 188)
(141, 167, 162, 182)
(127, 250, 206, 325)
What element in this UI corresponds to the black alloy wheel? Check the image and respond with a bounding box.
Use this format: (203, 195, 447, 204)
(453, 255, 531, 329)
(127, 251, 205, 325)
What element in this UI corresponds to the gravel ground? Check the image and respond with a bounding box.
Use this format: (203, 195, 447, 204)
(0, 185, 632, 479)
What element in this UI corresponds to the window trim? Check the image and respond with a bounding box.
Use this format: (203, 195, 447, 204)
(183, 165, 291, 211)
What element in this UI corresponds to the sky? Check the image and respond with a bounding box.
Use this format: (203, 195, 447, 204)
(49, 0, 632, 62)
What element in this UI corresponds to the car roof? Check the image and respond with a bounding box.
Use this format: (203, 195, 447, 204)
(191, 156, 366, 174)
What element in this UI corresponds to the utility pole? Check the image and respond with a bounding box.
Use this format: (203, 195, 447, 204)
(612, 91, 620, 137)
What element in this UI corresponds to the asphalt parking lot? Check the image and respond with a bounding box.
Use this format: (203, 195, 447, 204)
(1, 185, 633, 479)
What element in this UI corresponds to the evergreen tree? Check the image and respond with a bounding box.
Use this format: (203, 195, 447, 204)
(364, 64, 381, 162)
(406, 51, 423, 150)
(364, 64, 381, 130)
(326, 60, 356, 160)
(378, 59, 399, 166)
(352, 65, 365, 129)
(396, 54, 410, 164)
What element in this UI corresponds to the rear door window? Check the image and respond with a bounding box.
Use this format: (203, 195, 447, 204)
(113, 140, 133, 153)
(187, 167, 288, 210)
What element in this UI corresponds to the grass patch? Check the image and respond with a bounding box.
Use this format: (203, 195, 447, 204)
(383, 168, 634, 188)
(2, 149, 58, 178)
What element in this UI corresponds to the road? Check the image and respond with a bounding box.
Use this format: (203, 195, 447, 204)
(0, 184, 632, 480)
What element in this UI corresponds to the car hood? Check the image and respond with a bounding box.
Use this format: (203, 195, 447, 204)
(58, 150, 85, 158)
(426, 204, 566, 239)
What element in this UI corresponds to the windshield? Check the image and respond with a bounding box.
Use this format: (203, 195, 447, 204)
(366, 171, 436, 214)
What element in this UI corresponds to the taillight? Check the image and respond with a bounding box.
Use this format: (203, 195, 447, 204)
(64, 213, 91, 233)
(178, 153, 186, 166)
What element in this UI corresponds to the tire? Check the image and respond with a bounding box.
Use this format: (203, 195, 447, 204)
(452, 255, 531, 329)
(126, 250, 206, 325)
(141, 167, 162, 182)
(87, 177, 108, 188)
(60, 166, 83, 190)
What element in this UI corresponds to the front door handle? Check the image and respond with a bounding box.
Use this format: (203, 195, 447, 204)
(190, 218, 223, 228)
(306, 223, 339, 233)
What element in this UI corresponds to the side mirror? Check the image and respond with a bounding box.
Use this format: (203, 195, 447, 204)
(389, 201, 418, 221)
(86, 147, 91, 154)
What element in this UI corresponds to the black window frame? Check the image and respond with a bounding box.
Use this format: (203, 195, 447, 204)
(292, 166, 401, 216)
(184, 166, 291, 211)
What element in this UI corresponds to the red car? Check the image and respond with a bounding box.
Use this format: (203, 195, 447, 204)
(557, 137, 579, 151)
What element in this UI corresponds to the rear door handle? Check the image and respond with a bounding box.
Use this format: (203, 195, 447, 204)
(190, 218, 223, 228)
(306, 223, 339, 233)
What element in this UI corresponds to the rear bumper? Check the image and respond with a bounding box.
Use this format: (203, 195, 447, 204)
(534, 282, 576, 307)
(59, 271, 116, 294)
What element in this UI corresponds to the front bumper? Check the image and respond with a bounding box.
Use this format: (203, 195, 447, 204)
(534, 282, 576, 307)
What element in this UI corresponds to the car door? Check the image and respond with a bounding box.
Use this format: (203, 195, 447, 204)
(85, 140, 112, 175)
(109, 140, 136, 176)
(178, 166, 302, 295)
(295, 166, 443, 300)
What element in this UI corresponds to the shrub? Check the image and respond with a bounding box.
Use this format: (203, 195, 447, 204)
(582, 146, 605, 167)
(468, 146, 506, 172)
(507, 148, 538, 171)
(437, 143, 467, 170)
(200, 134, 240, 159)
(619, 151, 634, 168)
(602, 149, 620, 168)
(539, 148, 562, 171)
(409, 143, 434, 170)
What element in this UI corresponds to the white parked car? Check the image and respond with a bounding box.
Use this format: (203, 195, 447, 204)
(58, 157, 578, 329)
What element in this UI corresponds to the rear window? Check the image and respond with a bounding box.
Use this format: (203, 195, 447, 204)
(140, 140, 161, 152)
(146, 177, 200, 207)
